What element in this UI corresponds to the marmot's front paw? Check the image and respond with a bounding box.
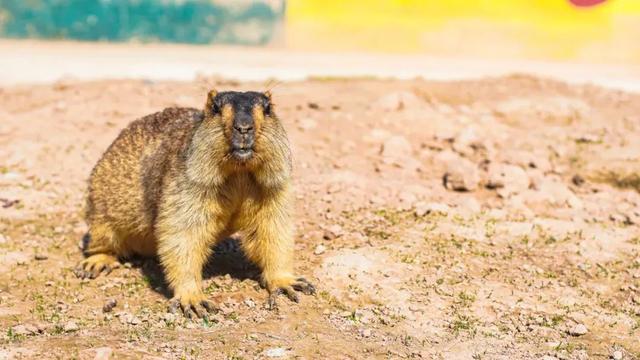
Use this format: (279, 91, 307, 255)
(168, 291, 218, 319)
(265, 276, 316, 310)
(74, 254, 120, 279)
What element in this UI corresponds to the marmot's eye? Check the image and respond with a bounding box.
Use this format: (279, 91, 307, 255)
(211, 103, 220, 114)
(263, 103, 271, 115)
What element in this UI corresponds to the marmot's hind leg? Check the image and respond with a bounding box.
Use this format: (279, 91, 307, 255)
(74, 223, 122, 279)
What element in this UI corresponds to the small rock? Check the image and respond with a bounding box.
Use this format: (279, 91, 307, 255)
(572, 174, 585, 186)
(612, 350, 623, 360)
(443, 158, 480, 192)
(486, 163, 530, 197)
(313, 244, 326, 255)
(93, 347, 113, 360)
(380, 135, 414, 168)
(0, 234, 7, 244)
(34, 253, 48, 261)
(126, 314, 141, 325)
(568, 323, 588, 336)
(298, 118, 317, 131)
(11, 324, 37, 336)
(452, 126, 485, 157)
(244, 298, 256, 308)
(263, 347, 287, 358)
(102, 298, 117, 313)
(374, 91, 421, 111)
(323, 224, 343, 240)
(307, 102, 320, 110)
(162, 313, 176, 325)
(63, 321, 79, 333)
(360, 328, 372, 337)
(414, 202, 449, 217)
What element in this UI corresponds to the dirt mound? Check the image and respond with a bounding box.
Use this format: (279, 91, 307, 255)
(0, 76, 639, 359)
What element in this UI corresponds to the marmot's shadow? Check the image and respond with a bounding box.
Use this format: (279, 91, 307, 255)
(139, 236, 259, 298)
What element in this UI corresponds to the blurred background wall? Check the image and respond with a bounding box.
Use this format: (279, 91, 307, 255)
(286, 0, 640, 63)
(0, 0, 285, 45)
(0, 0, 639, 64)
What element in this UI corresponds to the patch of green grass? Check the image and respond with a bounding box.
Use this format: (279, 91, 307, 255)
(226, 312, 239, 322)
(6, 327, 25, 342)
(450, 314, 478, 335)
(456, 291, 477, 308)
(399, 253, 417, 264)
(545, 314, 565, 328)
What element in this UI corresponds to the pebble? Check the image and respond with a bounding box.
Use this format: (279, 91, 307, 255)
(0, 234, 7, 244)
(487, 163, 530, 197)
(380, 135, 415, 169)
(414, 202, 449, 217)
(162, 313, 176, 325)
(263, 347, 287, 358)
(452, 126, 483, 157)
(572, 174, 585, 186)
(12, 324, 37, 336)
(93, 347, 113, 360)
(298, 118, 317, 131)
(313, 244, 326, 255)
(244, 298, 256, 309)
(568, 323, 588, 336)
(612, 350, 623, 360)
(323, 224, 344, 240)
(374, 91, 420, 111)
(443, 158, 480, 192)
(360, 328, 372, 337)
(126, 314, 141, 325)
(34, 253, 48, 261)
(102, 298, 117, 313)
(63, 321, 79, 332)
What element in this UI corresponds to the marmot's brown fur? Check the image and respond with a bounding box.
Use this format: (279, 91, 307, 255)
(76, 90, 315, 317)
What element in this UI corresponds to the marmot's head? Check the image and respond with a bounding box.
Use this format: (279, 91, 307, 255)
(205, 90, 285, 164)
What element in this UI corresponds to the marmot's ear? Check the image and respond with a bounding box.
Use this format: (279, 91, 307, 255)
(205, 89, 218, 115)
(264, 91, 272, 101)
(206, 89, 218, 106)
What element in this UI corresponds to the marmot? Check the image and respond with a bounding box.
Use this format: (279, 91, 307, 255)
(76, 90, 315, 317)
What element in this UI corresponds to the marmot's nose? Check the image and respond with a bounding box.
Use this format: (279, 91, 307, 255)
(234, 124, 253, 134)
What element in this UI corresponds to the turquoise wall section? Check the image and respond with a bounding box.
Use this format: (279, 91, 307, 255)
(0, 0, 284, 45)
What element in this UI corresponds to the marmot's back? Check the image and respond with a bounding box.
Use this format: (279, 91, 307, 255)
(86, 107, 203, 237)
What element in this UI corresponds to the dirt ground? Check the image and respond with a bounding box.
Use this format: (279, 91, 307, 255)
(0, 75, 639, 359)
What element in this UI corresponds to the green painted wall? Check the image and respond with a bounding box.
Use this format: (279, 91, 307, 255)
(0, 0, 284, 45)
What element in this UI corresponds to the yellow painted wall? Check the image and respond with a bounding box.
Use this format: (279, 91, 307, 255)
(285, 0, 640, 64)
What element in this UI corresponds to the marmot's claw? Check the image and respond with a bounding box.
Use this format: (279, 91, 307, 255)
(74, 254, 120, 280)
(267, 289, 282, 310)
(169, 296, 218, 319)
(266, 277, 316, 310)
(292, 277, 316, 295)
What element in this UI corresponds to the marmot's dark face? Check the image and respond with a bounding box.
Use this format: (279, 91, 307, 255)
(209, 91, 273, 163)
